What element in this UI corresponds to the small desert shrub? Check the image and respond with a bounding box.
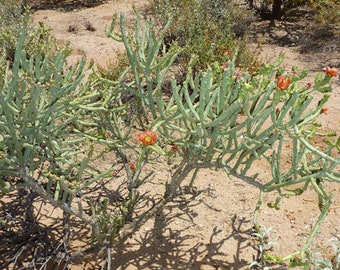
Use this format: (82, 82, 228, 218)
(0, 1, 70, 63)
(0, 1, 27, 61)
(96, 51, 130, 82)
(149, 0, 259, 73)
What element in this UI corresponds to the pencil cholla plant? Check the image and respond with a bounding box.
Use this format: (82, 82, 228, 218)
(0, 25, 123, 241)
(106, 12, 339, 264)
(0, 9, 339, 268)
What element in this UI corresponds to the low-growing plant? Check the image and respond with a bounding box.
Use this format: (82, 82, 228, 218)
(250, 227, 279, 269)
(306, 237, 340, 269)
(95, 50, 130, 82)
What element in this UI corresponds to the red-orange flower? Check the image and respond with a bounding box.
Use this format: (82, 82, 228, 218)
(129, 163, 136, 170)
(138, 130, 157, 146)
(320, 107, 329, 115)
(323, 66, 338, 77)
(277, 75, 290, 91)
(171, 145, 178, 152)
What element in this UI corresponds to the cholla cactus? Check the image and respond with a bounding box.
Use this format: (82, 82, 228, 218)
(0, 10, 338, 267)
(0, 26, 118, 240)
(107, 12, 340, 262)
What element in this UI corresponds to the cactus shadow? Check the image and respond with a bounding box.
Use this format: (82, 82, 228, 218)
(29, 0, 107, 12)
(111, 191, 258, 270)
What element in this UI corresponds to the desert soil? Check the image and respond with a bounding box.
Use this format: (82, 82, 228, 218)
(4, 0, 340, 269)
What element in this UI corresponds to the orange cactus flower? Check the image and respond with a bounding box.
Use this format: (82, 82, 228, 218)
(138, 130, 157, 146)
(277, 75, 290, 91)
(171, 145, 178, 152)
(323, 66, 338, 77)
(129, 163, 136, 170)
(320, 107, 329, 115)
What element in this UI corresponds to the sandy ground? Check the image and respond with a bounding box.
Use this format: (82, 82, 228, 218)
(2, 0, 339, 269)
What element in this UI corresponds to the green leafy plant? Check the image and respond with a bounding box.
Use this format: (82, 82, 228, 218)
(95, 50, 130, 82)
(149, 0, 259, 74)
(0, 2, 70, 63)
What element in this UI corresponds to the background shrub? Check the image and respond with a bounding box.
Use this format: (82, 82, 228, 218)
(149, 0, 260, 74)
(0, 1, 70, 63)
(0, 1, 28, 61)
